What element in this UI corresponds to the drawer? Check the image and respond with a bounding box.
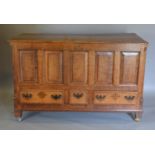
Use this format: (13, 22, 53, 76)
(20, 90, 64, 104)
(116, 92, 139, 105)
(94, 91, 138, 105)
(69, 90, 88, 105)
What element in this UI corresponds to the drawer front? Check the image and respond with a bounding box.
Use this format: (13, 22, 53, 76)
(94, 91, 138, 105)
(94, 91, 116, 105)
(116, 92, 139, 105)
(20, 90, 64, 104)
(69, 90, 88, 105)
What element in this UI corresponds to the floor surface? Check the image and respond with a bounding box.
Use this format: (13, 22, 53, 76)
(0, 83, 155, 130)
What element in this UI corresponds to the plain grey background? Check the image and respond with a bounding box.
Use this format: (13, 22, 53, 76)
(0, 24, 155, 129)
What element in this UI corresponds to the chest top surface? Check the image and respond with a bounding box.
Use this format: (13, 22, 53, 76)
(10, 33, 148, 44)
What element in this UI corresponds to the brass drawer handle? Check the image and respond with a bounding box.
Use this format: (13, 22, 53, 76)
(73, 93, 83, 99)
(22, 93, 32, 99)
(124, 96, 135, 100)
(51, 94, 62, 100)
(96, 95, 106, 100)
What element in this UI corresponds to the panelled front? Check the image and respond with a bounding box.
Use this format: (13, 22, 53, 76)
(15, 43, 144, 107)
(43, 51, 64, 84)
(19, 50, 38, 83)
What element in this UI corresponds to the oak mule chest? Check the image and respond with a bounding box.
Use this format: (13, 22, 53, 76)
(10, 33, 148, 121)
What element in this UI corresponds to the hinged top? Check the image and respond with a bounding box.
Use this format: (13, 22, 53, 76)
(10, 33, 148, 44)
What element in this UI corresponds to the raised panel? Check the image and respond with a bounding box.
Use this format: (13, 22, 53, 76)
(70, 51, 88, 84)
(95, 51, 114, 85)
(120, 52, 140, 85)
(19, 50, 38, 82)
(44, 51, 63, 84)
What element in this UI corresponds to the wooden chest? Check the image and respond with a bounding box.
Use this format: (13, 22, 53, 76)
(10, 33, 148, 121)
